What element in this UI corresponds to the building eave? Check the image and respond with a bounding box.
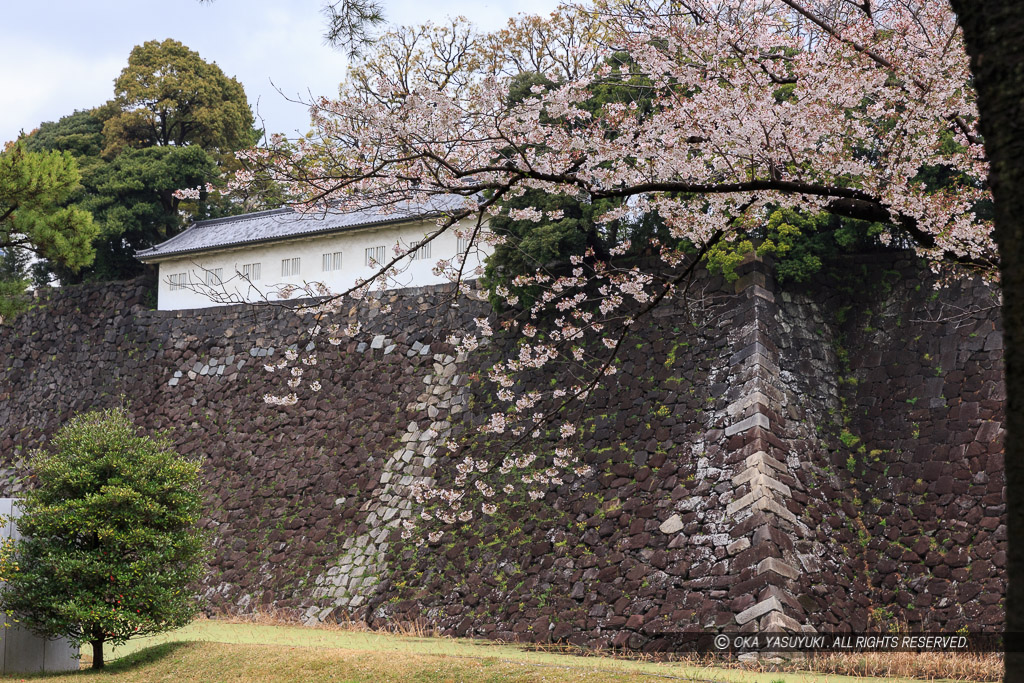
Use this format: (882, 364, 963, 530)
(135, 213, 447, 264)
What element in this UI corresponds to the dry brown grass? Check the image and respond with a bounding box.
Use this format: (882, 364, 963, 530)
(71, 641, 662, 682)
(782, 651, 1003, 681)
(213, 608, 443, 638)
(513, 642, 1002, 681)
(160, 612, 1002, 682)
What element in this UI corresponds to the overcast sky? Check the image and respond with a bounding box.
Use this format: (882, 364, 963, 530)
(1, 0, 562, 146)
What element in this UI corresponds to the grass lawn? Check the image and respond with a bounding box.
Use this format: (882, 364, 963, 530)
(0, 620, 999, 682)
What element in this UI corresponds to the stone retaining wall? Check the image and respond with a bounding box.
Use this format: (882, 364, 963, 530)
(0, 253, 1006, 646)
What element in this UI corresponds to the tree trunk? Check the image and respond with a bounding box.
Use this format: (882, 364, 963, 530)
(91, 637, 105, 669)
(948, 2, 1024, 681)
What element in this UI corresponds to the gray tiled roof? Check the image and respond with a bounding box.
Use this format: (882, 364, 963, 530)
(136, 196, 472, 262)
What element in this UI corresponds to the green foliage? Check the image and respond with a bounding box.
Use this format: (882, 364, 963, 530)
(26, 112, 250, 282)
(83, 145, 219, 280)
(839, 429, 860, 448)
(24, 40, 269, 284)
(584, 51, 657, 119)
(0, 277, 32, 321)
(0, 240, 33, 320)
(0, 141, 99, 312)
(0, 407, 207, 668)
(704, 237, 755, 282)
(23, 109, 107, 160)
(0, 143, 98, 270)
(481, 189, 594, 308)
(756, 209, 830, 282)
(706, 207, 890, 283)
(482, 63, 672, 306)
(103, 39, 255, 157)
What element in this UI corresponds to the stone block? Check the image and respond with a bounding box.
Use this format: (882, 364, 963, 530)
(753, 525, 794, 552)
(727, 488, 768, 517)
(745, 451, 787, 474)
(725, 413, 770, 437)
(726, 391, 771, 419)
(797, 553, 821, 573)
(748, 284, 775, 302)
(659, 514, 684, 535)
(727, 537, 751, 556)
(749, 471, 794, 497)
(758, 585, 804, 613)
(756, 557, 800, 580)
(735, 595, 782, 625)
(760, 610, 803, 632)
(729, 342, 771, 367)
(750, 497, 798, 524)
(734, 270, 767, 294)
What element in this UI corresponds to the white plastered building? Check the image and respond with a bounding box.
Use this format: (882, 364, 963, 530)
(136, 199, 490, 310)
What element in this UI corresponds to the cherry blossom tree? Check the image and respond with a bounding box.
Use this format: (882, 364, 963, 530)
(238, 0, 995, 562)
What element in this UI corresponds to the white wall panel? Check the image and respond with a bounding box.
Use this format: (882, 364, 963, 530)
(153, 219, 491, 310)
(0, 498, 79, 674)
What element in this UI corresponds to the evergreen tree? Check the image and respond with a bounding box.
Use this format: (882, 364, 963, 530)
(0, 141, 98, 315)
(102, 39, 255, 157)
(25, 40, 268, 284)
(0, 408, 207, 669)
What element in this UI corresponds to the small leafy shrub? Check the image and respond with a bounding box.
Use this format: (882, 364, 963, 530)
(0, 407, 207, 668)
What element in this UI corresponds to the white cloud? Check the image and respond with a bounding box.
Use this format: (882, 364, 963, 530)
(0, 39, 123, 144)
(388, 0, 564, 30)
(0, 0, 564, 145)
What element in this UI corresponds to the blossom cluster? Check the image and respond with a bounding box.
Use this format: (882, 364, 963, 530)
(242, 0, 992, 541)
